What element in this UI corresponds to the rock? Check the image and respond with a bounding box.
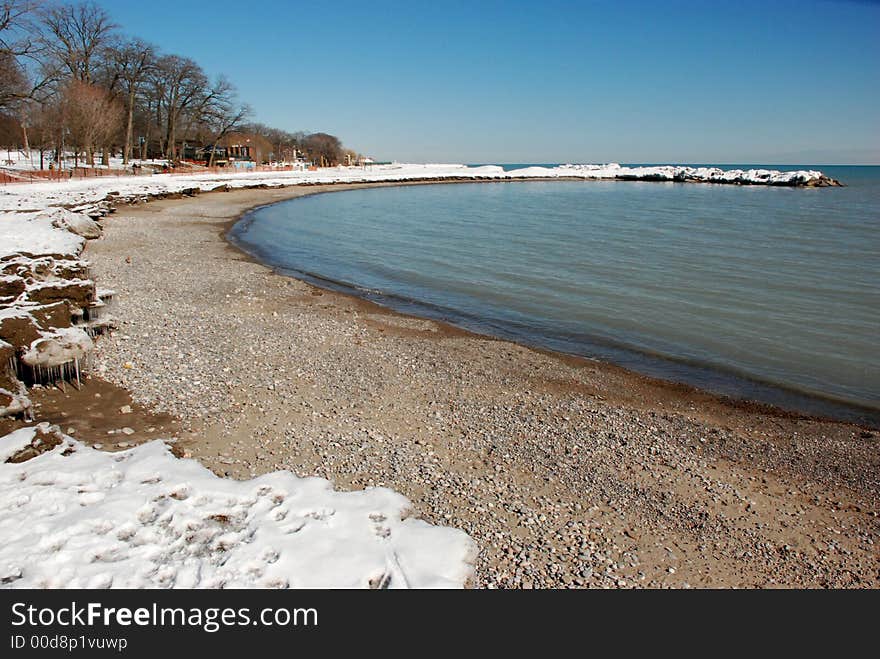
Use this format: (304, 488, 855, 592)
(0, 386, 31, 418)
(51, 260, 89, 280)
(121, 427, 135, 435)
(0, 310, 42, 348)
(26, 279, 95, 307)
(4, 423, 63, 461)
(29, 302, 73, 331)
(0, 275, 25, 299)
(120, 405, 132, 414)
(47, 208, 102, 239)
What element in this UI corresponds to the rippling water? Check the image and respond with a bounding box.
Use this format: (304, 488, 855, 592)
(230, 166, 880, 424)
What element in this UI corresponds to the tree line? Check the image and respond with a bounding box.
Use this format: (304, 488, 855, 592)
(0, 0, 352, 168)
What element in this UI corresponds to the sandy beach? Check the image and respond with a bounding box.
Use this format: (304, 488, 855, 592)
(10, 183, 876, 588)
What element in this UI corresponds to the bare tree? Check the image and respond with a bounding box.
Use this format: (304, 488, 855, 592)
(106, 37, 154, 163)
(39, 1, 115, 83)
(0, 0, 39, 58)
(2, 1, 357, 171)
(25, 93, 60, 168)
(0, 0, 43, 113)
(0, 49, 26, 108)
(62, 79, 120, 166)
(192, 76, 249, 166)
(0, 51, 55, 157)
(150, 54, 207, 160)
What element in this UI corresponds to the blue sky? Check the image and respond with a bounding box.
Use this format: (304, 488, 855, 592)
(104, 0, 879, 164)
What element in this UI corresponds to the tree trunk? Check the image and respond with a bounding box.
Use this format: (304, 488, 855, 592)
(165, 106, 176, 160)
(124, 89, 135, 164)
(166, 121, 175, 160)
(20, 121, 29, 157)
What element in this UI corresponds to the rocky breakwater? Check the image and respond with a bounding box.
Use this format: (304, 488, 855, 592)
(0, 207, 115, 418)
(557, 164, 845, 186)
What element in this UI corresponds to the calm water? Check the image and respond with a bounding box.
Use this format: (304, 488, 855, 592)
(230, 165, 880, 425)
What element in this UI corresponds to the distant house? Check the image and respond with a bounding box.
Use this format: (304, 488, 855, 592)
(219, 132, 273, 165)
(181, 133, 275, 167)
(192, 144, 228, 165)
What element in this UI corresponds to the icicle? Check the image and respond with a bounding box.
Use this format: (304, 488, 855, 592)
(74, 358, 81, 388)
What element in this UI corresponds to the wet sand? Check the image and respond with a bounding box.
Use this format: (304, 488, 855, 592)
(16, 183, 876, 588)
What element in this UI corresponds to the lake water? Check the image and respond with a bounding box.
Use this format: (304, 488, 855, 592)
(230, 165, 880, 425)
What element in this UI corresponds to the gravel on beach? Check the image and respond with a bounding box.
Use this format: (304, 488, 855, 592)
(80, 184, 878, 588)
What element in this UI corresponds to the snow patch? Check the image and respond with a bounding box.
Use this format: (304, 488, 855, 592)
(0, 212, 85, 260)
(0, 427, 476, 588)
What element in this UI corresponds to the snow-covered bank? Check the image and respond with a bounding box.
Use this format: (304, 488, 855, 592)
(0, 162, 840, 216)
(0, 425, 476, 588)
(0, 203, 110, 418)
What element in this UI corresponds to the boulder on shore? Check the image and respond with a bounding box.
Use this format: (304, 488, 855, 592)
(46, 209, 102, 240)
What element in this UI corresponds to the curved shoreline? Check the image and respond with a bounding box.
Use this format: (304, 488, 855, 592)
(64, 182, 880, 588)
(227, 182, 879, 428)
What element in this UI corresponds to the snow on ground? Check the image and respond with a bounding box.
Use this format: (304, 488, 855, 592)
(0, 163, 838, 261)
(0, 425, 476, 588)
(1, 149, 169, 171)
(0, 162, 834, 216)
(0, 211, 85, 259)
